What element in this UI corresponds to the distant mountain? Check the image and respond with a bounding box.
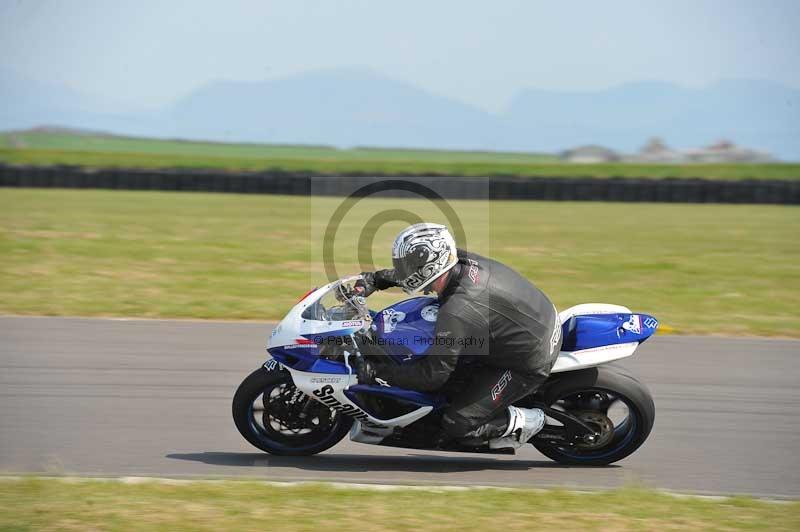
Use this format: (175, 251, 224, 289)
(504, 79, 800, 157)
(2, 67, 799, 159)
(0, 68, 160, 137)
(166, 68, 504, 150)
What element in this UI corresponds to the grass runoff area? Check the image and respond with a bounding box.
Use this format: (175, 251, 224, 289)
(1, 130, 799, 180)
(1, 478, 798, 531)
(1, 188, 798, 337)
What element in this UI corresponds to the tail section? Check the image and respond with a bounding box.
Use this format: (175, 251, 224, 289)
(552, 304, 658, 373)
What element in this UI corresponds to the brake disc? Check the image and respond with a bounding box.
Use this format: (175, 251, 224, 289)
(264, 385, 335, 433)
(571, 410, 615, 449)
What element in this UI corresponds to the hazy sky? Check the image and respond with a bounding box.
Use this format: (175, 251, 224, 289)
(2, 0, 799, 111)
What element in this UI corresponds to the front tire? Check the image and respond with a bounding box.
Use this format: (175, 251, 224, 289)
(232, 367, 353, 456)
(532, 366, 655, 466)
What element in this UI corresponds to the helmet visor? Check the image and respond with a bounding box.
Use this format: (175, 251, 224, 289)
(392, 247, 428, 284)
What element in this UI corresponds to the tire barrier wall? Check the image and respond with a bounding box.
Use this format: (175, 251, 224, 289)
(0, 164, 797, 204)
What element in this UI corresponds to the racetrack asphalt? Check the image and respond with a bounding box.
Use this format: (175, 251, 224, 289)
(1, 316, 798, 497)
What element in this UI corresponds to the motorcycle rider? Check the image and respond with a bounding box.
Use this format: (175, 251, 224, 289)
(354, 222, 562, 449)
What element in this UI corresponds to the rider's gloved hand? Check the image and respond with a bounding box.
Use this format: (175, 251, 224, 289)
(354, 272, 378, 298)
(356, 269, 399, 297)
(351, 355, 377, 384)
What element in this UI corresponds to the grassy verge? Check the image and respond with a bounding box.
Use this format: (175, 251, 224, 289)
(1, 478, 797, 531)
(1, 189, 798, 336)
(0, 131, 556, 164)
(1, 132, 798, 180)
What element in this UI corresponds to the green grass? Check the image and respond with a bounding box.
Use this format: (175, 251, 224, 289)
(0, 131, 557, 163)
(1, 130, 798, 180)
(1, 478, 797, 531)
(1, 188, 798, 336)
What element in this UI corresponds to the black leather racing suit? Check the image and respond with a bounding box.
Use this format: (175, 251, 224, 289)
(370, 249, 562, 443)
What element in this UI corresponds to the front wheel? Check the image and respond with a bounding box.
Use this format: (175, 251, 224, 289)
(531, 366, 655, 466)
(232, 367, 353, 456)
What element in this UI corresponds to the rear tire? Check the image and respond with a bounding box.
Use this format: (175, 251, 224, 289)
(532, 366, 655, 466)
(232, 367, 353, 456)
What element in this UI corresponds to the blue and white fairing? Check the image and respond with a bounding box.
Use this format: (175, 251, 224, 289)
(371, 296, 439, 363)
(266, 276, 440, 435)
(268, 279, 659, 377)
(267, 279, 440, 373)
(551, 303, 659, 373)
(371, 299, 659, 371)
(265, 276, 658, 438)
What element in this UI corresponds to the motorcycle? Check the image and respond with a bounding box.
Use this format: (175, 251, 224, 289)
(233, 275, 656, 465)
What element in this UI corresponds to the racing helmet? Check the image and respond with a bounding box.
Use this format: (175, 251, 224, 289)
(391, 223, 458, 294)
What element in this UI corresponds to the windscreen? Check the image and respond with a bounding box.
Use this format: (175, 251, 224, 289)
(300, 277, 369, 323)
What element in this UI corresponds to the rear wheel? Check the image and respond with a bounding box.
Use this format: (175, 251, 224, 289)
(232, 367, 353, 455)
(531, 366, 655, 466)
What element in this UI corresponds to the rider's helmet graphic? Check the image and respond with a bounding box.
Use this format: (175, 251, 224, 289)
(392, 222, 458, 294)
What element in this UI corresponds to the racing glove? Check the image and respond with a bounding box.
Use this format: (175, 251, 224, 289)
(355, 269, 399, 297)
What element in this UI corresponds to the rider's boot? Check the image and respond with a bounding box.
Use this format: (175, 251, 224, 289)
(488, 406, 545, 449)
